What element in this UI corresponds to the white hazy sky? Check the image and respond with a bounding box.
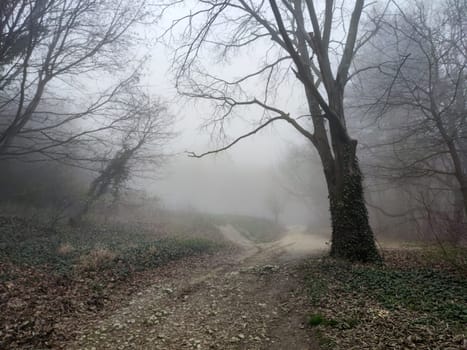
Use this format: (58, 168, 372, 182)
(127, 0, 318, 167)
(141, 41, 307, 166)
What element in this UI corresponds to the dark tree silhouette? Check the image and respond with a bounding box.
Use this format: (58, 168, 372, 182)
(163, 0, 384, 262)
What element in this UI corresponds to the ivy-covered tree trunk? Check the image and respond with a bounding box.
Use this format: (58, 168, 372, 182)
(323, 141, 381, 262)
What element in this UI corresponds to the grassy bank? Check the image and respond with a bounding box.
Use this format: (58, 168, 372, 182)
(0, 216, 221, 275)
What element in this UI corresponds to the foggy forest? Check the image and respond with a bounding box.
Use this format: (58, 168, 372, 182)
(0, 0, 466, 349)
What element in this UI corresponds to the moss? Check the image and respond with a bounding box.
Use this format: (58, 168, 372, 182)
(328, 144, 381, 263)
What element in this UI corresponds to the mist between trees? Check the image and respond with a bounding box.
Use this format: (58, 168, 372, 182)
(1, 0, 466, 261)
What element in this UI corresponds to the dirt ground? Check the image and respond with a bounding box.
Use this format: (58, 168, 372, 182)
(64, 226, 328, 350)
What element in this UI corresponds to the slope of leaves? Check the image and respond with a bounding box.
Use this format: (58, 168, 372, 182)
(303, 249, 467, 349)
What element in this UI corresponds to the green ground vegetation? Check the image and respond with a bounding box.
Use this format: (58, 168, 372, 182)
(304, 248, 467, 349)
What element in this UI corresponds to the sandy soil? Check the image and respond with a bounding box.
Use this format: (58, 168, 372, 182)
(65, 226, 326, 350)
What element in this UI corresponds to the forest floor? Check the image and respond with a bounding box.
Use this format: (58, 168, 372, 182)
(1, 215, 466, 349)
(64, 226, 467, 350)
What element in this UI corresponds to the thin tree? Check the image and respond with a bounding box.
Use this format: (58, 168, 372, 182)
(70, 91, 173, 224)
(265, 192, 285, 224)
(163, 0, 384, 261)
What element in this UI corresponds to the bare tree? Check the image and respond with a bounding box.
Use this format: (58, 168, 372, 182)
(0, 0, 47, 68)
(0, 0, 150, 161)
(353, 0, 467, 239)
(1, 0, 179, 230)
(163, 0, 383, 261)
(70, 90, 174, 224)
(265, 191, 285, 224)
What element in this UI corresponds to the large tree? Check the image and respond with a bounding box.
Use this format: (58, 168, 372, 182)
(163, 0, 383, 261)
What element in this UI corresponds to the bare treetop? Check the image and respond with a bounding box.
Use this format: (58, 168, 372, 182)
(162, 0, 383, 262)
(0, 0, 152, 162)
(163, 0, 385, 145)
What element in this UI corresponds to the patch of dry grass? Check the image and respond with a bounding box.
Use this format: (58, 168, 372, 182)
(77, 247, 116, 271)
(57, 242, 74, 255)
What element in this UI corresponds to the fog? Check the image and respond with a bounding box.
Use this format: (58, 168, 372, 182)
(0, 0, 332, 230)
(149, 152, 328, 226)
(1, 0, 465, 244)
(136, 28, 328, 226)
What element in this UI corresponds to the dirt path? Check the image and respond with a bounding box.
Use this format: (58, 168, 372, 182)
(67, 227, 327, 350)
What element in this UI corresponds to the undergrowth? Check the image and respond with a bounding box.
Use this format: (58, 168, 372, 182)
(304, 249, 467, 349)
(0, 216, 221, 276)
(0, 215, 224, 349)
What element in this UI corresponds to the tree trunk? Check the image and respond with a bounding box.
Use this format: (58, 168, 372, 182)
(322, 141, 381, 262)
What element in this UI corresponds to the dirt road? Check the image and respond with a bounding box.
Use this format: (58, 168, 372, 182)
(68, 226, 327, 350)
